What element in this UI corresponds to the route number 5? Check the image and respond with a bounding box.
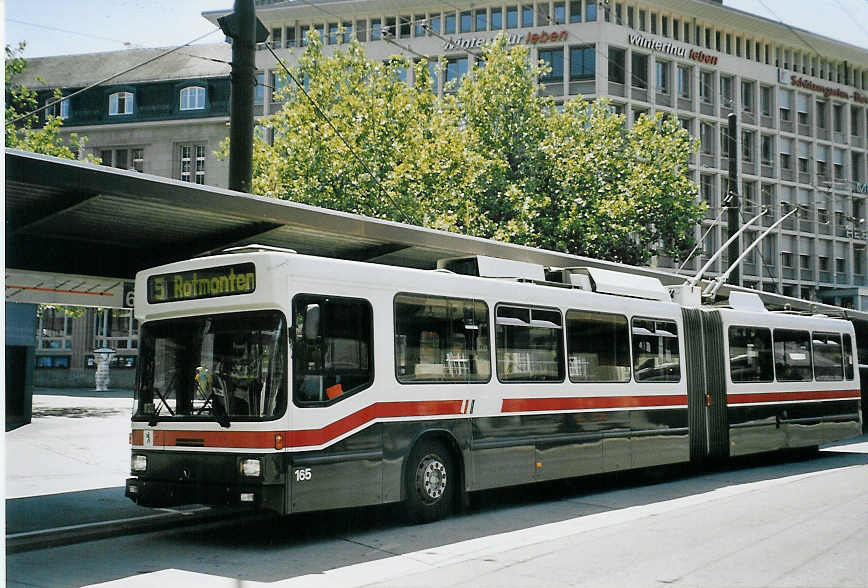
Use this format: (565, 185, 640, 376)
(294, 468, 312, 482)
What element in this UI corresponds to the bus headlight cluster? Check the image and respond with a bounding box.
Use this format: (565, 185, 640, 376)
(131, 454, 148, 472)
(240, 458, 261, 477)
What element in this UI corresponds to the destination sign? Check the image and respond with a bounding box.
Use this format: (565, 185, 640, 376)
(147, 263, 256, 303)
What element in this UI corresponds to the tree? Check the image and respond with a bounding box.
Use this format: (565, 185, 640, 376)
(234, 34, 703, 265)
(452, 39, 703, 265)
(5, 43, 89, 159)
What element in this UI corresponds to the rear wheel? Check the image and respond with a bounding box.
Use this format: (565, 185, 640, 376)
(404, 440, 455, 524)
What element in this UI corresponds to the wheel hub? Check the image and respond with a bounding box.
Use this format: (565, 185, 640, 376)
(416, 455, 447, 503)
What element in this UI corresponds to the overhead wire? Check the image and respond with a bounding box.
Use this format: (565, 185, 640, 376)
(263, 43, 419, 225)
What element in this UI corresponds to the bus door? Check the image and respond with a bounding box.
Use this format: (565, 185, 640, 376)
(288, 294, 382, 513)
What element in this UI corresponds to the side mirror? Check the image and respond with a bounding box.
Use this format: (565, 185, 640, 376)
(303, 304, 321, 341)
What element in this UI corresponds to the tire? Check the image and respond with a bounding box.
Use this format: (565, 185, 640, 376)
(404, 439, 455, 524)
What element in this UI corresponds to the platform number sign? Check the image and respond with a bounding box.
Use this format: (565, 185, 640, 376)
(123, 281, 135, 309)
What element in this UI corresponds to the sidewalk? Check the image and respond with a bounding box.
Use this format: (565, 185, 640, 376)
(5, 388, 158, 538)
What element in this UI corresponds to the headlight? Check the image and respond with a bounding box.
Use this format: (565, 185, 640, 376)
(240, 458, 261, 477)
(131, 454, 148, 472)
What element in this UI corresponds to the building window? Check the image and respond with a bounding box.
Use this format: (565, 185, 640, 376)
(254, 72, 265, 105)
(540, 48, 565, 83)
(94, 308, 139, 351)
(608, 46, 625, 84)
(656, 60, 670, 94)
(742, 130, 754, 162)
(797, 93, 809, 125)
(553, 2, 566, 24)
(537, 2, 549, 25)
(569, 1, 581, 23)
(399, 16, 411, 38)
(780, 137, 792, 170)
(701, 173, 714, 207)
(270, 27, 282, 48)
(98, 147, 143, 172)
(779, 89, 792, 121)
(473, 8, 488, 32)
(816, 145, 827, 176)
(586, 0, 597, 22)
(179, 86, 206, 111)
(761, 135, 773, 166)
(677, 65, 691, 98)
(638, 9, 646, 30)
(491, 8, 503, 29)
(37, 307, 73, 351)
(443, 12, 455, 34)
(45, 96, 70, 121)
(428, 14, 440, 34)
(460, 10, 472, 33)
(108, 91, 134, 116)
(179, 144, 206, 184)
(507, 5, 519, 27)
(720, 75, 733, 107)
(445, 57, 469, 88)
(833, 104, 843, 133)
(650, 12, 657, 34)
(741, 81, 754, 113)
(700, 71, 713, 104)
(286, 25, 296, 46)
(570, 45, 594, 81)
(36, 356, 71, 369)
(700, 122, 714, 154)
(522, 4, 534, 27)
(798, 141, 810, 172)
(760, 85, 772, 116)
(631, 52, 648, 89)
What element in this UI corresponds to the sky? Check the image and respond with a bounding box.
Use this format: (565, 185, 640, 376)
(3, 0, 868, 59)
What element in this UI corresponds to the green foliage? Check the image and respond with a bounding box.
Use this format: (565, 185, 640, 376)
(5, 43, 90, 159)
(231, 34, 703, 265)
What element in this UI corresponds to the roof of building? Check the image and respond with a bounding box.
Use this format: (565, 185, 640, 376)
(16, 43, 232, 90)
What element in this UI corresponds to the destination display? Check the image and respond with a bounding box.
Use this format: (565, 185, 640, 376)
(147, 263, 256, 303)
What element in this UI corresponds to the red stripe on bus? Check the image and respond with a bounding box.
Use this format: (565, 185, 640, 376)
(727, 389, 860, 405)
(132, 400, 464, 449)
(501, 395, 688, 413)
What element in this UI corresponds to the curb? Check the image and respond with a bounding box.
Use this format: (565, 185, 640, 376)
(6, 506, 259, 553)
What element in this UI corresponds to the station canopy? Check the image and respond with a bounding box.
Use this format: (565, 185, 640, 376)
(6, 149, 867, 320)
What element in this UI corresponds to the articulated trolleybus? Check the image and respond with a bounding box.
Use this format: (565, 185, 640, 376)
(126, 247, 862, 522)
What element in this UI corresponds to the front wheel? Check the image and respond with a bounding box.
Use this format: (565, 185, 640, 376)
(404, 440, 455, 524)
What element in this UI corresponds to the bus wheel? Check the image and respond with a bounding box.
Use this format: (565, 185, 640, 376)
(404, 440, 455, 524)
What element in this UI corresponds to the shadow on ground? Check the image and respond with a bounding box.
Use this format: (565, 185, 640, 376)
(10, 439, 866, 587)
(31, 406, 127, 418)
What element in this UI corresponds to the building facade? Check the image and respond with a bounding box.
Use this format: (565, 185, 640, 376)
(16, 0, 868, 385)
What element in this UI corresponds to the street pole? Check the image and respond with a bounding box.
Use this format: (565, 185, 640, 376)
(218, 0, 267, 193)
(726, 112, 740, 286)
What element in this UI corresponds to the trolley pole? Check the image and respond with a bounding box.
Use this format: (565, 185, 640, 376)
(218, 0, 268, 193)
(726, 112, 740, 286)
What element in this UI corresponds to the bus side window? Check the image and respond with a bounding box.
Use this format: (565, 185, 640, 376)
(292, 294, 373, 405)
(632, 318, 680, 382)
(813, 332, 844, 382)
(495, 305, 564, 382)
(566, 310, 631, 382)
(728, 326, 773, 383)
(394, 293, 490, 383)
(843, 334, 855, 381)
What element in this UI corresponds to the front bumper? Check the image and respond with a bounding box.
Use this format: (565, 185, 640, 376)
(125, 477, 284, 512)
(125, 450, 286, 514)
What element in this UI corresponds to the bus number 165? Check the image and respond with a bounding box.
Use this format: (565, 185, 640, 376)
(294, 468, 312, 482)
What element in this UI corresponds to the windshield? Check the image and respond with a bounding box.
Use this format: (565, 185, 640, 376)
(134, 311, 287, 423)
